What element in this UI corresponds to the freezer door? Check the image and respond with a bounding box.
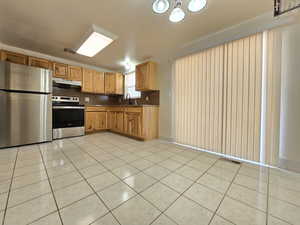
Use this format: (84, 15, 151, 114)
(0, 91, 52, 148)
(0, 61, 52, 93)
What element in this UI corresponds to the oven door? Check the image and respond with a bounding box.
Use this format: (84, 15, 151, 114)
(52, 106, 85, 139)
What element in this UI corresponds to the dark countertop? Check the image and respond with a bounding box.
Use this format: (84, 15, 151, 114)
(85, 104, 159, 107)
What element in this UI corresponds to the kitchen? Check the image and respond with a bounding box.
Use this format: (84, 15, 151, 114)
(1, 0, 300, 225)
(0, 50, 160, 148)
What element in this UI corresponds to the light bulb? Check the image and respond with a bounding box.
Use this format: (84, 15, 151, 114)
(188, 0, 207, 12)
(152, 0, 170, 14)
(169, 7, 185, 23)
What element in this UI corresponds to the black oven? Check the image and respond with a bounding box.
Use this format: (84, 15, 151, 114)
(52, 96, 85, 139)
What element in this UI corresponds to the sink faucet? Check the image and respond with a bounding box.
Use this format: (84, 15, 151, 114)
(125, 93, 132, 105)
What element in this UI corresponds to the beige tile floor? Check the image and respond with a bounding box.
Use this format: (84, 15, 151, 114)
(0, 132, 299, 225)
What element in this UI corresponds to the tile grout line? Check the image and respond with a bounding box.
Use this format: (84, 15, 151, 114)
(1, 137, 276, 225)
(58, 142, 123, 225)
(148, 156, 222, 225)
(42, 136, 274, 225)
(1, 149, 19, 225)
(38, 144, 65, 225)
(69, 139, 175, 224)
(73, 138, 239, 225)
(207, 163, 242, 225)
(71, 139, 191, 225)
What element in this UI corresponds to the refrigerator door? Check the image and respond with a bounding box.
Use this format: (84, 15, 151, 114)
(0, 61, 52, 93)
(0, 91, 52, 148)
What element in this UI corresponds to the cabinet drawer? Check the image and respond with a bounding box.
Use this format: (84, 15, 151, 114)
(53, 62, 68, 79)
(85, 106, 107, 112)
(125, 107, 142, 113)
(108, 107, 124, 112)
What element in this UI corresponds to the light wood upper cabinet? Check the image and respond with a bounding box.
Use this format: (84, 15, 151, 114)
(105, 73, 124, 95)
(28, 56, 52, 70)
(105, 73, 115, 94)
(93, 71, 105, 94)
(115, 73, 124, 95)
(1, 50, 28, 65)
(68, 65, 82, 81)
(53, 62, 68, 79)
(136, 61, 157, 91)
(82, 69, 105, 94)
(82, 68, 94, 93)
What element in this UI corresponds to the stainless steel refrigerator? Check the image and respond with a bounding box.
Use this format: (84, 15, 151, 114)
(0, 61, 52, 148)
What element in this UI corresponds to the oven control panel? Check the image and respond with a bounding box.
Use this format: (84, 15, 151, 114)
(52, 96, 80, 103)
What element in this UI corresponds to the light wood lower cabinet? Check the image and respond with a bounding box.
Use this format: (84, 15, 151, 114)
(124, 112, 142, 138)
(95, 112, 107, 130)
(85, 107, 107, 132)
(108, 111, 124, 133)
(116, 112, 124, 133)
(107, 111, 116, 130)
(85, 112, 96, 132)
(85, 106, 159, 140)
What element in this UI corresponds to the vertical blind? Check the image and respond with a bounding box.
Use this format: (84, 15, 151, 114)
(222, 34, 263, 162)
(264, 30, 282, 165)
(174, 46, 224, 153)
(173, 33, 265, 162)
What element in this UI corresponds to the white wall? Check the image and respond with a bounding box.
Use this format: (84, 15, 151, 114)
(279, 22, 300, 171)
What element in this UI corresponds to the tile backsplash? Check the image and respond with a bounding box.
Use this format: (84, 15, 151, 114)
(53, 85, 159, 105)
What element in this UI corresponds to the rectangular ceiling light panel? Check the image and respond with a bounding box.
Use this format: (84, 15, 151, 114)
(76, 25, 117, 57)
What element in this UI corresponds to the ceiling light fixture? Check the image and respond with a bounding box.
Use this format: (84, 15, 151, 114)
(188, 0, 207, 12)
(152, 0, 170, 14)
(169, 0, 185, 23)
(76, 25, 118, 57)
(152, 0, 207, 23)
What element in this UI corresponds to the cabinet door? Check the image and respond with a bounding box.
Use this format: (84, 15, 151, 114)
(95, 112, 107, 130)
(136, 63, 146, 90)
(82, 68, 94, 93)
(124, 112, 142, 137)
(1, 50, 28, 65)
(115, 73, 124, 95)
(135, 61, 157, 91)
(116, 112, 124, 133)
(93, 71, 105, 94)
(68, 66, 82, 81)
(85, 112, 95, 132)
(53, 62, 68, 79)
(107, 111, 116, 130)
(105, 73, 115, 94)
(28, 57, 52, 70)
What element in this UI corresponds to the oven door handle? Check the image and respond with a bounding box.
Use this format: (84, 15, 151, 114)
(53, 106, 85, 109)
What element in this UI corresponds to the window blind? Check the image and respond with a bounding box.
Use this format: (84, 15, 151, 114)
(222, 33, 263, 162)
(174, 45, 224, 153)
(173, 33, 264, 162)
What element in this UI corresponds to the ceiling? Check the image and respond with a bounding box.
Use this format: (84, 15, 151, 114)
(0, 0, 272, 71)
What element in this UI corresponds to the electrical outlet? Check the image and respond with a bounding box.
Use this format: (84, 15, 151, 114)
(84, 97, 90, 103)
